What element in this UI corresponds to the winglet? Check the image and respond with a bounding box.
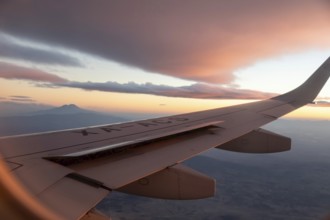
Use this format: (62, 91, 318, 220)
(273, 56, 330, 104)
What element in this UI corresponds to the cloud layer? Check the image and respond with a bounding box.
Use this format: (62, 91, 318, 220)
(51, 81, 276, 100)
(0, 62, 68, 83)
(1, 0, 329, 83)
(0, 61, 274, 99)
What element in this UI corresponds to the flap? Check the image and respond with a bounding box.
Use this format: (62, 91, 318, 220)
(11, 158, 109, 219)
(12, 158, 73, 195)
(118, 164, 215, 200)
(38, 176, 109, 220)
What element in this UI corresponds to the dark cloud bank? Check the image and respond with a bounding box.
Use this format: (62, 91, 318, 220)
(1, 0, 330, 83)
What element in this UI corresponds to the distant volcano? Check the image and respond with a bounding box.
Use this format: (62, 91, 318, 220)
(28, 104, 93, 115)
(0, 104, 126, 136)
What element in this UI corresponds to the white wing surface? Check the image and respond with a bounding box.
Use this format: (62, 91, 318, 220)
(0, 57, 329, 219)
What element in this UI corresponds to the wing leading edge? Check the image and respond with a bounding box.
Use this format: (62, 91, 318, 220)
(0, 57, 329, 219)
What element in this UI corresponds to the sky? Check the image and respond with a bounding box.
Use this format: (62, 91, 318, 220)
(1, 0, 330, 119)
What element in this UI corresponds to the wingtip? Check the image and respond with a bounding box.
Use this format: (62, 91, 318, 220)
(273, 56, 330, 103)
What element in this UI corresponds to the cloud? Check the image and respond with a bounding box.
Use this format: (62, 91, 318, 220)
(0, 32, 82, 66)
(9, 95, 36, 103)
(50, 81, 276, 99)
(0, 1, 329, 83)
(309, 101, 330, 107)
(0, 60, 275, 100)
(10, 95, 30, 99)
(0, 62, 69, 83)
(10, 98, 36, 102)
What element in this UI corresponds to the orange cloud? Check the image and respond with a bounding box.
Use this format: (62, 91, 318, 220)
(1, 1, 329, 83)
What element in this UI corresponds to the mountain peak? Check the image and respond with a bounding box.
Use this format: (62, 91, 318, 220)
(59, 104, 80, 110)
(49, 104, 86, 114)
(28, 103, 90, 116)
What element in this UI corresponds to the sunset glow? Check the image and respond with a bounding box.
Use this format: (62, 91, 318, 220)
(1, 1, 330, 120)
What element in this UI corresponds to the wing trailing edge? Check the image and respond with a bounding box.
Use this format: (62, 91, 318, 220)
(118, 164, 215, 200)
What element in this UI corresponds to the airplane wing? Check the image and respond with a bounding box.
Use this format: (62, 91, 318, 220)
(0, 57, 330, 220)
